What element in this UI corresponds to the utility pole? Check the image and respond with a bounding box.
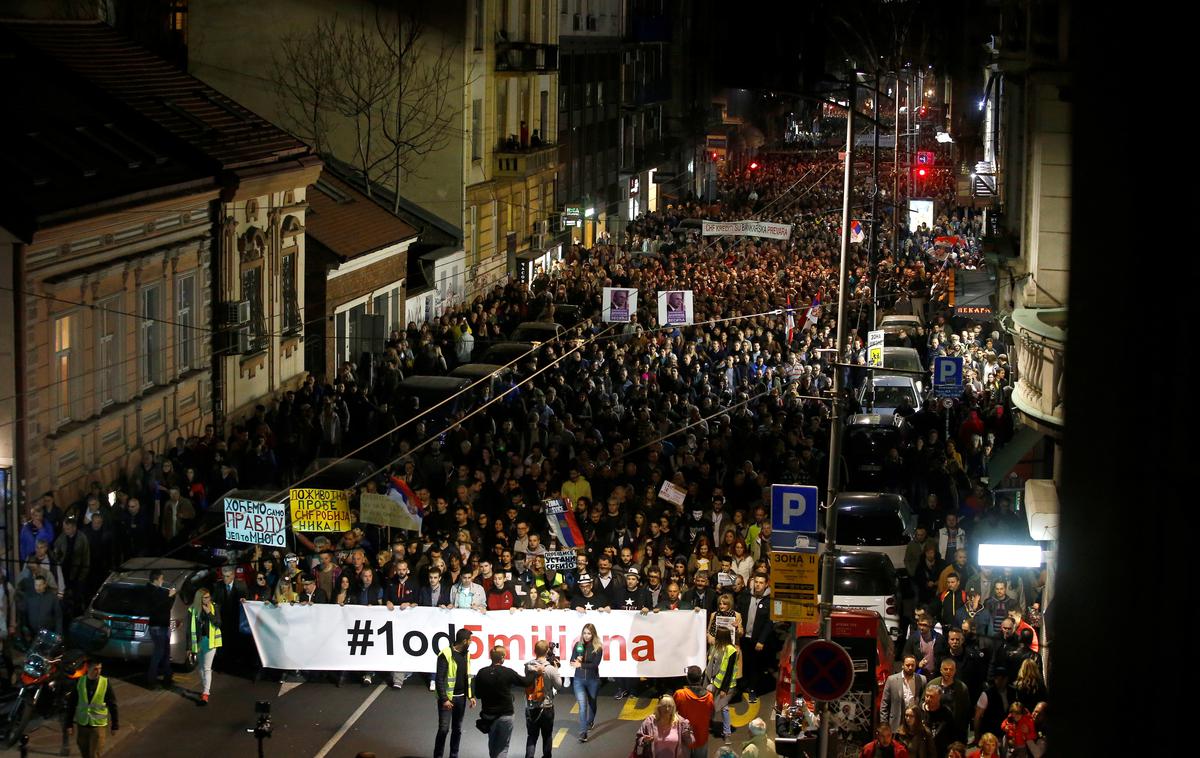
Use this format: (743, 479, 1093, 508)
(869, 71, 881, 329)
(817, 71, 856, 758)
(891, 71, 901, 270)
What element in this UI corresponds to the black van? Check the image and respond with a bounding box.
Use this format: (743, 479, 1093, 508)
(395, 375, 473, 425)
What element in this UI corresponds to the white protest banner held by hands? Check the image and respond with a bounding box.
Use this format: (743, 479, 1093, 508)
(242, 603, 706, 677)
(222, 498, 287, 547)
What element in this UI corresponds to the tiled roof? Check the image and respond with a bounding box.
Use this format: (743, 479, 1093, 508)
(2, 20, 311, 171)
(307, 173, 420, 261)
(0, 24, 215, 237)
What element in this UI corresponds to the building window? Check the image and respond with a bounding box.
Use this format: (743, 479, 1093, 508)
(474, 0, 485, 50)
(282, 251, 300, 333)
(140, 284, 164, 390)
(472, 99, 483, 161)
(97, 297, 121, 409)
(241, 265, 266, 352)
(176, 273, 196, 375)
(54, 313, 79, 425)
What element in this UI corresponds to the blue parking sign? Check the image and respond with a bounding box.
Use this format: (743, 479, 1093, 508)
(771, 484, 819, 535)
(933, 356, 963, 397)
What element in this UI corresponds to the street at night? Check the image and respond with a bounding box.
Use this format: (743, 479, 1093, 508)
(0, 0, 1183, 757)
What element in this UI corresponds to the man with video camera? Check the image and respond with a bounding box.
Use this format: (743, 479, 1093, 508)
(473, 645, 542, 758)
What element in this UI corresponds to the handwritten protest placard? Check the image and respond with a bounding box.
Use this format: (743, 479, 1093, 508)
(223, 497, 287, 547)
(289, 488, 351, 532)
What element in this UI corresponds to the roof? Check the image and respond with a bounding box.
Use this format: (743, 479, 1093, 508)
(0, 25, 215, 237)
(833, 492, 911, 511)
(307, 172, 419, 262)
(321, 154, 462, 246)
(2, 21, 310, 171)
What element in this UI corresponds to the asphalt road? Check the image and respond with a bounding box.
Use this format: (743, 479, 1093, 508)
(108, 670, 775, 758)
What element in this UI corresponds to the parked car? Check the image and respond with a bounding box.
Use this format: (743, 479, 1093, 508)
(820, 492, 917, 572)
(300, 458, 378, 498)
(856, 374, 921, 415)
(509, 321, 564, 344)
(879, 314, 923, 332)
(879, 315, 923, 348)
(826, 553, 902, 639)
(85, 558, 212, 666)
(394, 376, 473, 425)
(843, 413, 911, 489)
(882, 346, 926, 393)
(449, 362, 516, 402)
(476, 341, 539, 369)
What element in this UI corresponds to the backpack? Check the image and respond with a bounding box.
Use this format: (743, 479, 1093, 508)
(525, 666, 546, 706)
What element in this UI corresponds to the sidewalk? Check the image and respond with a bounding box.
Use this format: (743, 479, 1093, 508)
(0, 664, 200, 757)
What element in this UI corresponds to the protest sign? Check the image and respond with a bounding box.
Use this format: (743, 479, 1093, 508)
(701, 219, 793, 240)
(243, 604, 706, 677)
(223, 497, 287, 547)
(543, 550, 578, 572)
(602, 287, 638, 323)
(658, 481, 687, 507)
(359, 492, 421, 532)
(289, 488, 351, 532)
(657, 290, 694, 326)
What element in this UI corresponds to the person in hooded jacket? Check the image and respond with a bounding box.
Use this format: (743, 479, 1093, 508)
(672, 666, 713, 758)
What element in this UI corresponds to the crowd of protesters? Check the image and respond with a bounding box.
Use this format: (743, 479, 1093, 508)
(4, 148, 1047, 756)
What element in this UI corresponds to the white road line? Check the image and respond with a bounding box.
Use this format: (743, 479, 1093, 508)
(312, 683, 386, 758)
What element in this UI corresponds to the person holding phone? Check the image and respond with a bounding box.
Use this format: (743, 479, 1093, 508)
(189, 590, 221, 705)
(570, 623, 604, 742)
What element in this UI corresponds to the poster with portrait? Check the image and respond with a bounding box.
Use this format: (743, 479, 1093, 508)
(656, 290, 693, 326)
(602, 287, 638, 323)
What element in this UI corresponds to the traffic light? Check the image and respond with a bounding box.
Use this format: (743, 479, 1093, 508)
(916, 167, 928, 178)
(748, 161, 759, 170)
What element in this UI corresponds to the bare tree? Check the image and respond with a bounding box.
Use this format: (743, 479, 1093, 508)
(373, 1, 467, 214)
(272, 5, 467, 210)
(274, 16, 395, 194)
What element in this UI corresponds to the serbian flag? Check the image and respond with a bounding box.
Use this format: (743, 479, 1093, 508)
(803, 291, 823, 330)
(387, 475, 424, 532)
(850, 220, 864, 244)
(544, 498, 585, 549)
(786, 294, 796, 343)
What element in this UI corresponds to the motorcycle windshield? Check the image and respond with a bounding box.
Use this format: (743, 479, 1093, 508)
(30, 629, 62, 657)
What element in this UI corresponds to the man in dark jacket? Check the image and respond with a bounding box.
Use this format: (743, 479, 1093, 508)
(473, 645, 540, 758)
(145, 570, 177, 689)
(210, 566, 247, 669)
(736, 574, 774, 702)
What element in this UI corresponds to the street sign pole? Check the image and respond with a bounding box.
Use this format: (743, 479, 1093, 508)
(818, 73, 857, 758)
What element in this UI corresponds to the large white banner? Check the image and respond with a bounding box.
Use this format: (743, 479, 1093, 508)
(243, 602, 706, 677)
(701, 219, 793, 240)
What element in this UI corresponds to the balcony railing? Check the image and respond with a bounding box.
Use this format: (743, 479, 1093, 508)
(495, 42, 559, 73)
(1010, 307, 1066, 432)
(495, 142, 560, 178)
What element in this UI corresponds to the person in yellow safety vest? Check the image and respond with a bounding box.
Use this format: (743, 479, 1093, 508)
(190, 589, 223, 705)
(64, 661, 118, 758)
(705, 627, 739, 744)
(433, 628, 477, 758)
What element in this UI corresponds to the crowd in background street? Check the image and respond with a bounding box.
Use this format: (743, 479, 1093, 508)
(5, 148, 1048, 757)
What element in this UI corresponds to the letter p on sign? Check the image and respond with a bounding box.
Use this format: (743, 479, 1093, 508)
(934, 356, 962, 386)
(771, 485, 818, 534)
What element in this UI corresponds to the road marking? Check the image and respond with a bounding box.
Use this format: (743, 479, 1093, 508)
(313, 683, 386, 758)
(570, 703, 579, 714)
(618, 696, 659, 721)
(552, 727, 568, 747)
(730, 699, 761, 727)
(277, 681, 303, 697)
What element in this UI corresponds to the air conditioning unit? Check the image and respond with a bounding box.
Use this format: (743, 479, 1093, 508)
(235, 325, 253, 354)
(222, 300, 250, 325)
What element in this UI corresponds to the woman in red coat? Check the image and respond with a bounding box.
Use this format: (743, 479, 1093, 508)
(1001, 702, 1037, 757)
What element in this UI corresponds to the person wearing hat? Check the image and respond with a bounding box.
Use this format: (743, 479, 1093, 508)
(569, 574, 609, 611)
(610, 566, 650, 700)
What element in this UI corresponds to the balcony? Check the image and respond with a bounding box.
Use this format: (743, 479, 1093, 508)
(1010, 307, 1066, 435)
(495, 42, 559, 73)
(494, 142, 561, 178)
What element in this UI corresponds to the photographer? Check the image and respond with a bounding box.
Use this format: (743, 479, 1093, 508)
(523, 640, 562, 758)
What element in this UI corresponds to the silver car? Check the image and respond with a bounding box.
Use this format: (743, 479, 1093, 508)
(85, 558, 213, 666)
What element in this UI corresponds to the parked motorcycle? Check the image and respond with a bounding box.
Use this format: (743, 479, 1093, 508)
(3, 630, 88, 747)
